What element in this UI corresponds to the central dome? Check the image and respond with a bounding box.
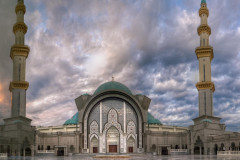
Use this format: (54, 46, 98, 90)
(94, 81, 132, 95)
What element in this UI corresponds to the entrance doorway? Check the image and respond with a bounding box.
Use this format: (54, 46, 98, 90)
(127, 136, 135, 153)
(107, 126, 119, 153)
(57, 147, 64, 156)
(90, 136, 99, 153)
(128, 147, 133, 153)
(162, 147, 168, 155)
(194, 136, 204, 155)
(25, 148, 31, 156)
(93, 147, 98, 153)
(109, 145, 117, 153)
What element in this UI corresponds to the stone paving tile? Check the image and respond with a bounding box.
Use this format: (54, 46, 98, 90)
(3, 155, 240, 160)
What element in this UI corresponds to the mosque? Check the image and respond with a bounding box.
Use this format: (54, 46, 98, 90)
(1, 0, 240, 157)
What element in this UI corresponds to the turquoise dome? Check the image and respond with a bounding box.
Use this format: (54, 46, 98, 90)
(201, 0, 206, 4)
(147, 113, 162, 125)
(64, 112, 162, 125)
(64, 112, 78, 125)
(94, 81, 132, 95)
(201, 119, 212, 123)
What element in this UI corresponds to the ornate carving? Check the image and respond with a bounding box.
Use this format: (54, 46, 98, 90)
(13, 22, 28, 34)
(10, 45, 30, 59)
(90, 121, 99, 134)
(83, 97, 144, 153)
(127, 121, 136, 134)
(197, 24, 211, 36)
(108, 109, 118, 124)
(199, 7, 209, 17)
(195, 46, 213, 61)
(9, 81, 29, 92)
(196, 81, 215, 92)
(15, 4, 26, 14)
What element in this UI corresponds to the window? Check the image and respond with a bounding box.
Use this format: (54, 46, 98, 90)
(203, 64, 205, 81)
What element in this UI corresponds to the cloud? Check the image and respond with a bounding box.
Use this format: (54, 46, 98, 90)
(0, 0, 240, 132)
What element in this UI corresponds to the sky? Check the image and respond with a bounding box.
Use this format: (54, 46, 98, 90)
(0, 0, 240, 131)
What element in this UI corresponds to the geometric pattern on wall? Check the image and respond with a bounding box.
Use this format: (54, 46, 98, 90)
(90, 120, 99, 135)
(127, 120, 136, 134)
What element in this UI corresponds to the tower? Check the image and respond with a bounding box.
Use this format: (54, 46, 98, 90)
(189, 0, 226, 155)
(195, 0, 214, 117)
(1, 0, 35, 156)
(9, 0, 30, 117)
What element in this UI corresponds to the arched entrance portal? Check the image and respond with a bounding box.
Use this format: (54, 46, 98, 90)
(194, 136, 204, 155)
(127, 136, 135, 153)
(90, 136, 99, 153)
(57, 147, 64, 156)
(25, 148, 31, 156)
(107, 126, 119, 153)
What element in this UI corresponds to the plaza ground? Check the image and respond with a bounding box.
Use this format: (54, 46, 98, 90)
(3, 154, 240, 160)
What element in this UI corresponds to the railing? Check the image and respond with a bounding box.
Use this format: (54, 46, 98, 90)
(37, 150, 55, 153)
(170, 149, 188, 152)
(0, 153, 7, 157)
(218, 151, 240, 155)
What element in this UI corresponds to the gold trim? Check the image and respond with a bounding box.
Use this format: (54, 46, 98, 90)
(196, 82, 215, 92)
(9, 81, 29, 92)
(199, 7, 209, 17)
(10, 45, 30, 59)
(13, 22, 28, 34)
(197, 24, 211, 36)
(15, 4, 26, 14)
(195, 46, 214, 61)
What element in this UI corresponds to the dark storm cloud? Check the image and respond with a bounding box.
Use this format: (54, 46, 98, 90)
(0, 0, 240, 131)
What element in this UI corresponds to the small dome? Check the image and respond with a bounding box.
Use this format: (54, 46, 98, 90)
(201, 119, 212, 123)
(147, 113, 162, 125)
(201, 0, 206, 4)
(94, 81, 132, 95)
(64, 112, 78, 125)
(82, 93, 91, 96)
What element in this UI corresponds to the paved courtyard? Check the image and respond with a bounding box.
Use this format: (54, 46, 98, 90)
(3, 154, 240, 160)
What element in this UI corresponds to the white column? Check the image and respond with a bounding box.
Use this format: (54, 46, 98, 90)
(124, 102, 126, 133)
(100, 102, 102, 133)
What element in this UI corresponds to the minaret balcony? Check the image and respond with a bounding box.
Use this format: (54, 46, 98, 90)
(15, 3, 26, 14)
(197, 24, 211, 35)
(196, 81, 215, 92)
(9, 81, 29, 92)
(13, 22, 27, 34)
(195, 46, 214, 61)
(199, 7, 209, 17)
(10, 45, 30, 59)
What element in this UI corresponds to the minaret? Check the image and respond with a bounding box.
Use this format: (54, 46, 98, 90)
(195, 0, 215, 117)
(9, 0, 30, 117)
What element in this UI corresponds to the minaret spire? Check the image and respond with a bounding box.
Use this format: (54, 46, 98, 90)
(195, 0, 215, 117)
(9, 0, 30, 117)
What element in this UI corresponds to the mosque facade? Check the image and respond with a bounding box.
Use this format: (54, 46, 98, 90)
(1, 0, 240, 157)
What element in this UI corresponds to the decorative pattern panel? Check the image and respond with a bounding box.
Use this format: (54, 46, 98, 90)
(90, 121, 99, 135)
(127, 121, 136, 134)
(126, 107, 137, 128)
(84, 97, 143, 152)
(102, 100, 124, 129)
(108, 109, 117, 124)
(88, 103, 100, 132)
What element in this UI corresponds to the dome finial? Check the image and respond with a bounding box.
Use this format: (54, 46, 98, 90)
(112, 76, 114, 81)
